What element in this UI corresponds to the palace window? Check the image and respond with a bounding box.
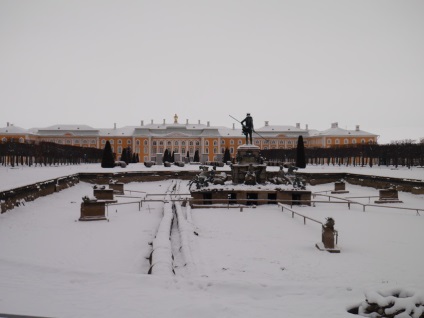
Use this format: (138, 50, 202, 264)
(352, 139, 357, 144)
(238, 140, 242, 145)
(230, 147, 234, 154)
(214, 148, 218, 154)
(118, 139, 122, 144)
(326, 139, 331, 144)
(205, 148, 209, 154)
(279, 140, 285, 144)
(127, 140, 131, 145)
(19, 137, 24, 143)
(117, 146, 122, 154)
(205, 140, 209, 146)
(189, 141, 194, 146)
(221, 140, 225, 144)
(74, 139, 80, 144)
(159, 141, 163, 146)
(101, 140, 106, 144)
(109, 139, 114, 144)
(182, 141, 186, 146)
(344, 139, 349, 144)
(230, 140, 234, 145)
(167, 141, 171, 146)
(66, 140, 71, 145)
(2, 137, 7, 142)
(174, 141, 179, 146)
(255, 140, 260, 145)
(361, 139, 366, 144)
(196, 141, 200, 146)
(83, 139, 88, 144)
(335, 139, 340, 144)
(213, 140, 217, 146)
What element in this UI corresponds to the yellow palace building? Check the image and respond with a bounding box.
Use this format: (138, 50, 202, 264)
(0, 115, 378, 162)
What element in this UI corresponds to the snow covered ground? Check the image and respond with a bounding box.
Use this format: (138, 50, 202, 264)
(0, 164, 423, 318)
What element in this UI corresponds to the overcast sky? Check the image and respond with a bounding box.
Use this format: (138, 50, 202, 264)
(1, 0, 423, 143)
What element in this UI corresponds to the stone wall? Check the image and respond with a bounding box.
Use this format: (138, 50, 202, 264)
(0, 174, 79, 214)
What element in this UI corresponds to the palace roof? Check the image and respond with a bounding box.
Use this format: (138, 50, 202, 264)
(0, 124, 33, 135)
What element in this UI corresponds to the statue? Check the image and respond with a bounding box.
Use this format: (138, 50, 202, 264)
(244, 163, 257, 185)
(270, 165, 291, 185)
(188, 165, 228, 189)
(240, 113, 254, 145)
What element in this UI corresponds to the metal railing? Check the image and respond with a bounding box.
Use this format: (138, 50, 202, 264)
(277, 202, 338, 245)
(313, 193, 423, 215)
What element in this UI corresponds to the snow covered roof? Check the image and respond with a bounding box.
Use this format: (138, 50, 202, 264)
(99, 126, 136, 137)
(142, 123, 209, 130)
(218, 127, 244, 137)
(318, 127, 378, 137)
(39, 124, 97, 131)
(35, 124, 99, 136)
(0, 125, 32, 135)
(256, 125, 305, 133)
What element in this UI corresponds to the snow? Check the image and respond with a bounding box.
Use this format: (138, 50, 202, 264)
(0, 164, 424, 318)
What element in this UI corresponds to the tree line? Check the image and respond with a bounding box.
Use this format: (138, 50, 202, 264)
(261, 141, 424, 168)
(0, 141, 103, 167)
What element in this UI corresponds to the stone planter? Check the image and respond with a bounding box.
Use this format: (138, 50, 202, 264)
(79, 201, 107, 221)
(375, 189, 403, 203)
(331, 182, 349, 194)
(93, 188, 115, 201)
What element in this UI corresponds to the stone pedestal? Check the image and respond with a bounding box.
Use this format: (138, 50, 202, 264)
(375, 189, 403, 203)
(331, 182, 349, 194)
(93, 188, 115, 201)
(322, 227, 335, 249)
(109, 182, 124, 195)
(231, 144, 266, 184)
(201, 154, 209, 164)
(155, 153, 163, 164)
(79, 201, 107, 221)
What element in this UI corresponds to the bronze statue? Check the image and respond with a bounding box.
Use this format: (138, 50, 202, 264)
(240, 113, 253, 144)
